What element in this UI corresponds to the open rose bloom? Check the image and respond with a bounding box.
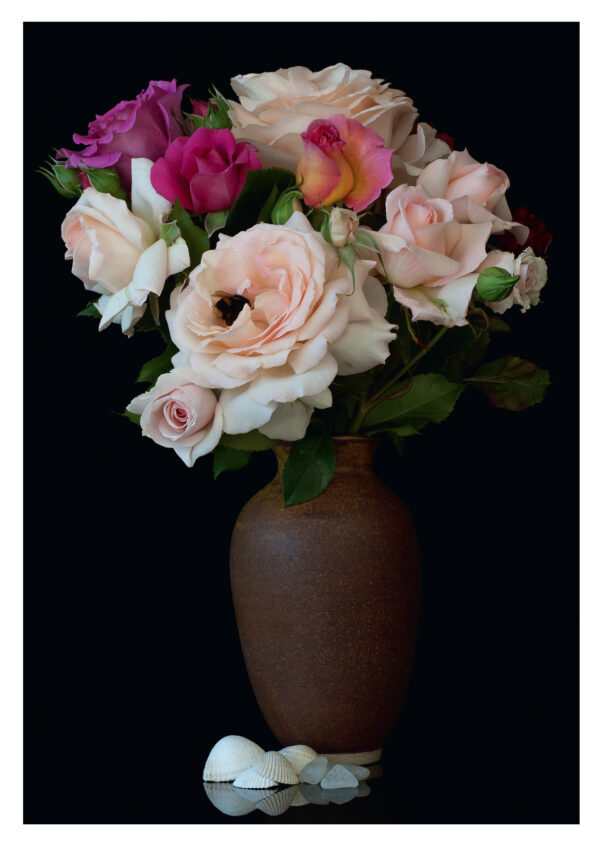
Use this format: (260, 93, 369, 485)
(47, 63, 551, 498)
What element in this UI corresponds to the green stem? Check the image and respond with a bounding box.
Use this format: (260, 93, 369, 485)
(347, 325, 449, 434)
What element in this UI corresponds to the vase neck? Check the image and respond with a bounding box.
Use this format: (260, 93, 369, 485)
(274, 436, 377, 479)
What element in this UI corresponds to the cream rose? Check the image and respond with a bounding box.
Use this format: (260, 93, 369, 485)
(395, 122, 452, 178)
(417, 149, 528, 243)
(228, 63, 417, 170)
(61, 158, 190, 335)
(166, 212, 396, 440)
(127, 366, 223, 467)
(374, 184, 492, 327)
(478, 247, 548, 315)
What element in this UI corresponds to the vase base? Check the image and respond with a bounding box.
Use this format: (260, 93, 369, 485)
(324, 749, 382, 765)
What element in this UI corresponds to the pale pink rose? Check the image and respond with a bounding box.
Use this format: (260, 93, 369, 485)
(477, 247, 548, 315)
(395, 122, 452, 178)
(329, 208, 359, 248)
(166, 212, 396, 439)
(61, 158, 189, 334)
(228, 63, 417, 170)
(374, 184, 492, 326)
(127, 366, 223, 467)
(417, 149, 528, 243)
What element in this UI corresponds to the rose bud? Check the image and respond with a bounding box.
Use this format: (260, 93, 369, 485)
(476, 265, 520, 302)
(327, 208, 359, 248)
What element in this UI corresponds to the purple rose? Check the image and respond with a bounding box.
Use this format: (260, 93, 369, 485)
(58, 79, 188, 191)
(150, 128, 261, 215)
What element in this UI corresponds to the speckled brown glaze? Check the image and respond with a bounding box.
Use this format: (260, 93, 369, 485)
(229, 436, 421, 755)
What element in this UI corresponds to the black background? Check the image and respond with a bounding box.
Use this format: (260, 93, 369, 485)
(24, 22, 579, 824)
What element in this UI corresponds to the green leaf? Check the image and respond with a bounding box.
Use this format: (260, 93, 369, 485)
(468, 356, 550, 411)
(169, 199, 210, 269)
(213, 446, 252, 478)
(354, 228, 380, 252)
(136, 341, 177, 385)
(225, 168, 296, 236)
(488, 315, 511, 333)
(257, 184, 280, 223)
(159, 220, 181, 246)
(85, 167, 127, 200)
(77, 300, 101, 318)
(337, 243, 356, 291)
(123, 410, 141, 426)
(476, 266, 520, 302)
(219, 430, 275, 451)
(282, 430, 335, 507)
(205, 210, 228, 238)
(364, 373, 464, 429)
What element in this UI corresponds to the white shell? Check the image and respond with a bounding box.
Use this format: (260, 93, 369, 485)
(203, 735, 264, 782)
(253, 751, 299, 785)
(232, 767, 277, 789)
(233, 786, 275, 804)
(203, 782, 256, 816)
(256, 786, 295, 816)
(279, 745, 318, 775)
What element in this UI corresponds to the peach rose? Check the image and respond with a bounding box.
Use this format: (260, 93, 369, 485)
(228, 63, 417, 171)
(417, 149, 528, 243)
(374, 184, 492, 326)
(166, 212, 396, 439)
(127, 366, 223, 467)
(477, 247, 548, 315)
(61, 158, 190, 334)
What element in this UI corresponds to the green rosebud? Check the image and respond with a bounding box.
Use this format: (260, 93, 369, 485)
(85, 167, 127, 200)
(271, 188, 303, 225)
(37, 162, 82, 199)
(476, 266, 520, 302)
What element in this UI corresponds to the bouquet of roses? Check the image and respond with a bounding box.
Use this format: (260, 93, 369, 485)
(41, 65, 551, 504)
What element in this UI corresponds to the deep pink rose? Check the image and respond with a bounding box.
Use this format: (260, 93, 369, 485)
(58, 79, 188, 191)
(150, 128, 261, 214)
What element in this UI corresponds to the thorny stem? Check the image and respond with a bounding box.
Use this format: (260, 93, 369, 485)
(347, 326, 449, 434)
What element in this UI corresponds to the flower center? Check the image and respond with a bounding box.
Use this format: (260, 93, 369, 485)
(212, 293, 250, 326)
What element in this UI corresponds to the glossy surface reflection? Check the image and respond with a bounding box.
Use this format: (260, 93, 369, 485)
(204, 769, 379, 817)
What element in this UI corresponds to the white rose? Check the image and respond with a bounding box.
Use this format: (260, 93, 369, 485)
(228, 63, 417, 170)
(61, 158, 190, 335)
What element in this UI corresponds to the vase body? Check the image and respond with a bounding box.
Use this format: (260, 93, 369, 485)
(229, 437, 421, 759)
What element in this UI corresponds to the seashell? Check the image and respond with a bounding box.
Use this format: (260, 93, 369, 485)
(203, 735, 264, 782)
(256, 786, 295, 816)
(233, 786, 276, 804)
(253, 750, 299, 785)
(279, 744, 318, 775)
(203, 782, 256, 816)
(232, 766, 277, 789)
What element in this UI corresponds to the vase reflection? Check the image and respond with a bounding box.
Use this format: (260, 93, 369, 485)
(204, 772, 378, 817)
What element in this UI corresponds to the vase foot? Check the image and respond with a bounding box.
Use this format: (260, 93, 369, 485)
(324, 749, 382, 765)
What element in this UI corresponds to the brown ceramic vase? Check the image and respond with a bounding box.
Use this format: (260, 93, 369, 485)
(229, 436, 421, 764)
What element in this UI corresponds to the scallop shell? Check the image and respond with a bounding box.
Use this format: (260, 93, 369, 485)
(203, 735, 264, 782)
(233, 786, 276, 804)
(253, 750, 299, 785)
(203, 782, 256, 816)
(256, 786, 295, 816)
(232, 766, 277, 789)
(279, 744, 318, 775)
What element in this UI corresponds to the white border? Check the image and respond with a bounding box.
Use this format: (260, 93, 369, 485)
(3, 4, 596, 841)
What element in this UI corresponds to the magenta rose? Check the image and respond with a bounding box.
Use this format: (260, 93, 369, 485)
(150, 128, 261, 214)
(58, 79, 188, 191)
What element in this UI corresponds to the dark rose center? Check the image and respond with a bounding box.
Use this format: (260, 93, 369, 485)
(213, 293, 250, 326)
